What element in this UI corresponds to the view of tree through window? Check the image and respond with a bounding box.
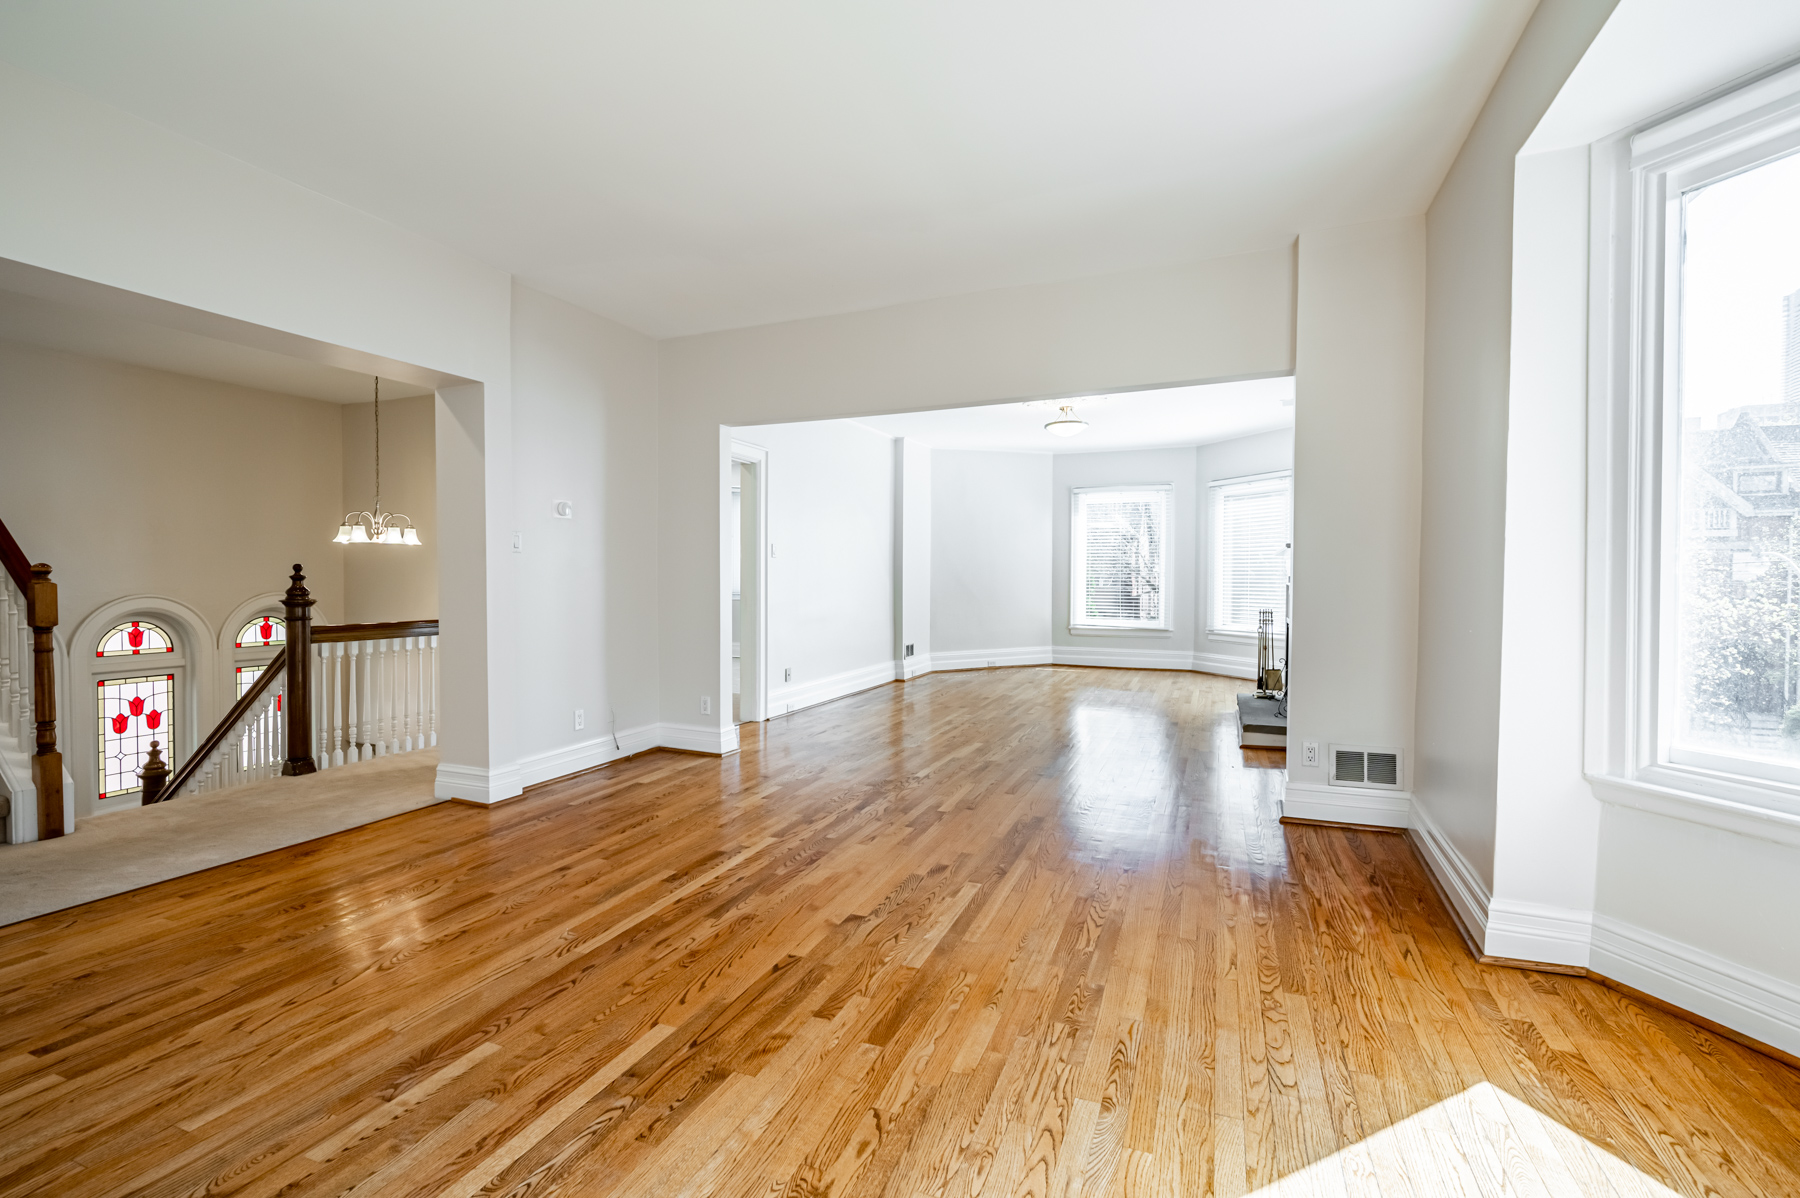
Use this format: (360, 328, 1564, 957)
(1673, 149, 1800, 766)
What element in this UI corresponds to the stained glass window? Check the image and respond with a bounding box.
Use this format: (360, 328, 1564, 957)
(97, 620, 174, 658)
(98, 673, 174, 799)
(235, 616, 286, 650)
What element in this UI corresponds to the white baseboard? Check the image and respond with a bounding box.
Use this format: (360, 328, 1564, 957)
(899, 654, 933, 680)
(1053, 644, 1200, 672)
(1591, 913, 1800, 1059)
(435, 762, 525, 805)
(656, 721, 739, 755)
(1281, 781, 1412, 828)
(769, 660, 901, 716)
(1407, 798, 1493, 949)
(1484, 899, 1593, 968)
(1191, 651, 1258, 680)
(931, 647, 1054, 671)
(515, 724, 660, 788)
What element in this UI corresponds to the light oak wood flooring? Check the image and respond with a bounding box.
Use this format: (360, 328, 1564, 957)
(1, 666, 1797, 1196)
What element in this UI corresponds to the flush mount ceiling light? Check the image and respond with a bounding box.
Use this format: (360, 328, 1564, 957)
(334, 377, 422, 546)
(1044, 404, 1089, 437)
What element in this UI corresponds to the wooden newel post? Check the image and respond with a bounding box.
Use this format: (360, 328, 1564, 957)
(282, 564, 317, 776)
(138, 740, 168, 804)
(26, 564, 63, 839)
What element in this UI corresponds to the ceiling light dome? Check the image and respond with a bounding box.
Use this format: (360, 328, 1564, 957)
(1044, 405, 1088, 437)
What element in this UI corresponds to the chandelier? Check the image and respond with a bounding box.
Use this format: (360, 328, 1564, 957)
(334, 377, 422, 546)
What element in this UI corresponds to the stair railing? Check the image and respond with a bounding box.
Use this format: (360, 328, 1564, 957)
(157, 564, 438, 803)
(0, 517, 63, 839)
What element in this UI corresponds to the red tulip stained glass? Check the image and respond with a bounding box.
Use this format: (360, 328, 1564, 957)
(97, 673, 174, 798)
(235, 616, 286, 650)
(98, 620, 173, 657)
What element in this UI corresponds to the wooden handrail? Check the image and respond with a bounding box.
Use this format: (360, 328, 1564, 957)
(0, 515, 29, 596)
(314, 619, 440, 643)
(160, 655, 286, 802)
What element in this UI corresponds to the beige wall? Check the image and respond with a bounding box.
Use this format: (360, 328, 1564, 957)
(0, 338, 347, 638)
(339, 393, 437, 623)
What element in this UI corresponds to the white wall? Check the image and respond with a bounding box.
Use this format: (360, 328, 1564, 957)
(740, 419, 897, 715)
(1196, 430, 1295, 677)
(0, 59, 518, 804)
(896, 439, 932, 678)
(931, 450, 1053, 667)
(1285, 217, 1426, 825)
(1051, 448, 1201, 672)
(658, 248, 1297, 749)
(1414, 0, 1620, 887)
(340, 393, 437, 624)
(508, 283, 662, 783)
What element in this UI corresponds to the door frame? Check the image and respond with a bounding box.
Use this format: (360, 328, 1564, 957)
(730, 440, 769, 724)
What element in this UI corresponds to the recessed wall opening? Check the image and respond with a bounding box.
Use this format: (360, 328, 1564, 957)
(723, 374, 1295, 757)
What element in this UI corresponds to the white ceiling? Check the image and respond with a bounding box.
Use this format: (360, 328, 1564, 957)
(0, 288, 433, 403)
(836, 375, 1294, 453)
(0, 1, 1537, 338)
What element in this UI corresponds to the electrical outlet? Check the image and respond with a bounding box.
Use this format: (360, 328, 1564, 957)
(1303, 740, 1320, 767)
(987, 660, 996, 667)
(783, 667, 792, 683)
(701, 696, 711, 715)
(574, 708, 584, 731)
(770, 543, 776, 558)
(904, 643, 914, 658)
(511, 531, 523, 553)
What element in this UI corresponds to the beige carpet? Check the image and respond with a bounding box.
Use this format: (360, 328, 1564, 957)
(0, 749, 444, 927)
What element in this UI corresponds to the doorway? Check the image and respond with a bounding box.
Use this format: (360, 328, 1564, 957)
(731, 443, 767, 724)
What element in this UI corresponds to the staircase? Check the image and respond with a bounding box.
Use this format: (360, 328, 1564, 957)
(0, 517, 65, 843)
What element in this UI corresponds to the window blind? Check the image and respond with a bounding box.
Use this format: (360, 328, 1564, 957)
(1212, 475, 1290, 633)
(1072, 488, 1168, 628)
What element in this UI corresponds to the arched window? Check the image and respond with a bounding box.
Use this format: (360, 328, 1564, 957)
(235, 616, 286, 652)
(96, 621, 180, 801)
(97, 620, 175, 658)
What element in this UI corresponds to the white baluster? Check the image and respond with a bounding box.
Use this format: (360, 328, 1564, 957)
(428, 634, 439, 748)
(384, 639, 399, 754)
(347, 640, 362, 762)
(330, 643, 345, 767)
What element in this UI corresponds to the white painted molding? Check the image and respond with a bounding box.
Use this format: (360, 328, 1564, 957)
(434, 761, 524, 805)
(1588, 773, 1800, 850)
(899, 653, 933, 680)
(1484, 899, 1593, 968)
(657, 721, 739, 755)
(769, 660, 901, 716)
(515, 724, 660, 788)
(1280, 781, 1412, 828)
(1407, 799, 1493, 950)
(1591, 913, 1800, 1060)
(1053, 644, 1200, 672)
(932, 647, 1054, 671)
(1190, 651, 1258, 680)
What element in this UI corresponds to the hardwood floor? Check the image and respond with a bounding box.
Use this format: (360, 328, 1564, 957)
(1, 666, 1797, 1196)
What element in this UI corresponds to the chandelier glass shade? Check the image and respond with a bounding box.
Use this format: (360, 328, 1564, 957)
(334, 377, 422, 547)
(1044, 404, 1088, 437)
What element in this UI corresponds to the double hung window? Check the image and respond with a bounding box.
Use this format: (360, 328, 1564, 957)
(1607, 63, 1800, 818)
(1070, 486, 1170, 630)
(1210, 472, 1291, 635)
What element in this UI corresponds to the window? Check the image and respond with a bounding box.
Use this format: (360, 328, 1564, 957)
(235, 616, 286, 650)
(97, 620, 174, 657)
(1210, 472, 1291, 634)
(1070, 486, 1170, 630)
(1599, 62, 1800, 818)
(97, 672, 173, 800)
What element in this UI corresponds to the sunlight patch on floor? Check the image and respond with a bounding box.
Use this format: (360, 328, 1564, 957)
(1249, 1082, 1683, 1196)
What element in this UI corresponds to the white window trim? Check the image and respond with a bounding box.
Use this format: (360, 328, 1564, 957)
(1068, 483, 1174, 633)
(1207, 469, 1293, 638)
(1589, 59, 1800, 847)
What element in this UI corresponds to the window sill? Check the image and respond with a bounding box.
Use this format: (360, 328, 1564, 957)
(1066, 626, 1173, 638)
(1587, 770, 1800, 850)
(1205, 629, 1259, 642)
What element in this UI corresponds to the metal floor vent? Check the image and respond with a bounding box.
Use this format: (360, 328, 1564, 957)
(1329, 745, 1402, 790)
